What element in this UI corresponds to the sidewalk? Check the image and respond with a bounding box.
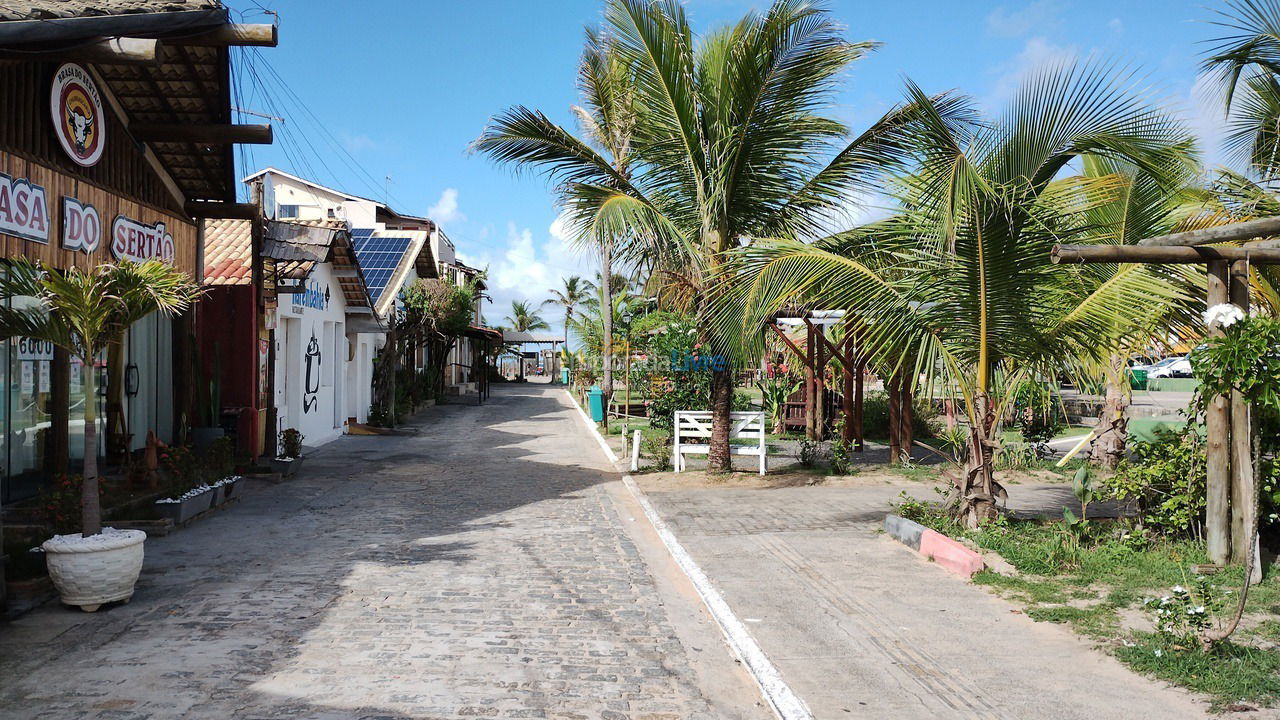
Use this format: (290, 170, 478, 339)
(639, 480, 1212, 719)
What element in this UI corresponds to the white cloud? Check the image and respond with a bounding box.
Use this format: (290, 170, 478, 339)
(986, 36, 1080, 110)
(1108, 18, 1124, 34)
(986, 1, 1061, 38)
(428, 188, 465, 224)
(456, 215, 595, 331)
(1189, 72, 1230, 169)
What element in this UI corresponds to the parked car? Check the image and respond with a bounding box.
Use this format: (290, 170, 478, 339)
(1148, 355, 1191, 379)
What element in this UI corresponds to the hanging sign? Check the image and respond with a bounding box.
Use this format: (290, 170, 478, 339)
(61, 197, 101, 253)
(38, 360, 50, 394)
(51, 63, 106, 167)
(20, 361, 33, 394)
(0, 173, 51, 243)
(70, 358, 82, 392)
(110, 215, 175, 264)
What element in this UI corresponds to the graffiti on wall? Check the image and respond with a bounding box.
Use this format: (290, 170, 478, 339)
(303, 331, 321, 414)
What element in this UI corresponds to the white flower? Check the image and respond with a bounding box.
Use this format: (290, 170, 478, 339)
(1171, 585, 1186, 594)
(1204, 303, 1245, 328)
(1154, 649, 1164, 657)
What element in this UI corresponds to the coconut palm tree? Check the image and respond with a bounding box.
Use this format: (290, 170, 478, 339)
(476, 27, 640, 426)
(505, 300, 551, 333)
(0, 260, 200, 537)
(1203, 0, 1280, 180)
(543, 275, 594, 349)
(478, 0, 935, 470)
(718, 65, 1196, 525)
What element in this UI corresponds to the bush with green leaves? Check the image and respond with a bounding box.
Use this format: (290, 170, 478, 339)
(1104, 428, 1205, 538)
(1010, 380, 1066, 450)
(858, 391, 937, 440)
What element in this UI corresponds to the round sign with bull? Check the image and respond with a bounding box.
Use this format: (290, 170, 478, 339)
(50, 63, 106, 168)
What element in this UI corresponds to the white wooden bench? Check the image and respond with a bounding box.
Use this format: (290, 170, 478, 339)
(673, 411, 767, 475)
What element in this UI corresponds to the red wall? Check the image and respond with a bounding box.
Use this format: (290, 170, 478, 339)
(196, 285, 260, 452)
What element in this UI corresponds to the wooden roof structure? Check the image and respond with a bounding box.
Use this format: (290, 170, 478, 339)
(0, 0, 277, 213)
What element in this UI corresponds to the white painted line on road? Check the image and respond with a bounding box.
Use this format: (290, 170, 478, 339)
(621, 474, 813, 720)
(566, 390, 619, 463)
(565, 390, 812, 719)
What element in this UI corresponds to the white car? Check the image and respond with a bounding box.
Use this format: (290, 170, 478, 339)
(1148, 355, 1191, 379)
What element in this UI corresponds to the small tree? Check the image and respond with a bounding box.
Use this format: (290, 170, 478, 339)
(402, 277, 478, 398)
(0, 259, 200, 537)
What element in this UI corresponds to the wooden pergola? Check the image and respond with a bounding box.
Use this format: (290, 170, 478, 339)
(767, 310, 869, 452)
(1052, 215, 1280, 571)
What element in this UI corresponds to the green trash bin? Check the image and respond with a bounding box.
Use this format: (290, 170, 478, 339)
(587, 385, 605, 422)
(1128, 368, 1148, 391)
(561, 368, 570, 385)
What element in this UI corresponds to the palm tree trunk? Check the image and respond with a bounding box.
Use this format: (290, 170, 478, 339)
(1090, 354, 1130, 470)
(81, 348, 102, 537)
(957, 391, 1002, 528)
(708, 365, 733, 472)
(601, 241, 613, 429)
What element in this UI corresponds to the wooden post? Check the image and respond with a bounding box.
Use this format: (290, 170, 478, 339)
(841, 335, 854, 446)
(887, 374, 902, 464)
(812, 322, 827, 441)
(805, 323, 816, 440)
(854, 355, 865, 452)
(1206, 260, 1232, 566)
(1229, 259, 1254, 568)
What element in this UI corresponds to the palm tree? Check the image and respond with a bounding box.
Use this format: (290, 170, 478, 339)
(476, 27, 639, 426)
(505, 300, 551, 333)
(543, 276, 594, 353)
(1203, 0, 1280, 180)
(1070, 156, 1206, 469)
(719, 65, 1196, 525)
(0, 260, 200, 537)
(479, 0, 928, 470)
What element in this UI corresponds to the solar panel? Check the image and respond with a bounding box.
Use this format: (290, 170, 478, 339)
(353, 234, 413, 303)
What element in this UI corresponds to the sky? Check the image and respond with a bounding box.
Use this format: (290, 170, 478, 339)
(223, 0, 1237, 334)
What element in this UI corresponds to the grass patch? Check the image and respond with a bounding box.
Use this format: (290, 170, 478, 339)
(900, 496, 1280, 708)
(972, 570, 1067, 603)
(1117, 634, 1280, 710)
(1025, 604, 1121, 639)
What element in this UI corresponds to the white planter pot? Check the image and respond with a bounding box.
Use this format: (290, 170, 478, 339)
(41, 528, 146, 612)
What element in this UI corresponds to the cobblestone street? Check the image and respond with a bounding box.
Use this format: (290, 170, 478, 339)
(0, 385, 766, 720)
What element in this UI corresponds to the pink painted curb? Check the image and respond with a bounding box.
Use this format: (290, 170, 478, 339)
(918, 529, 985, 577)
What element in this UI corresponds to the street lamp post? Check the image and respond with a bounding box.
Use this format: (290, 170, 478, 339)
(621, 307, 634, 444)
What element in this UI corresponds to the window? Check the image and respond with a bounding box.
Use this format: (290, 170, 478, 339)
(278, 204, 300, 218)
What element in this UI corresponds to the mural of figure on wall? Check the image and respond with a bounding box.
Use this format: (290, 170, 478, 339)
(303, 330, 321, 414)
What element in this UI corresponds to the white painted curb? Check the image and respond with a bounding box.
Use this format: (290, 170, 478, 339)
(565, 390, 813, 720)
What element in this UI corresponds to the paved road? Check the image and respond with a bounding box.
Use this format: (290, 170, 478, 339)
(0, 385, 766, 720)
(643, 482, 1212, 720)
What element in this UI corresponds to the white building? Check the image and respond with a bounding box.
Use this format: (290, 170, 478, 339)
(246, 168, 490, 398)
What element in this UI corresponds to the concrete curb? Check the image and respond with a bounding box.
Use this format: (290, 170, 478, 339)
(884, 514, 985, 578)
(566, 390, 813, 720)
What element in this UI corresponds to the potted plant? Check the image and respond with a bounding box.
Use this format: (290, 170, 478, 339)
(0, 259, 200, 611)
(154, 444, 214, 522)
(271, 428, 305, 477)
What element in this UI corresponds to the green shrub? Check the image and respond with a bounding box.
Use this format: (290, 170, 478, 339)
(1104, 428, 1205, 538)
(1010, 380, 1066, 451)
(641, 430, 673, 472)
(859, 392, 937, 440)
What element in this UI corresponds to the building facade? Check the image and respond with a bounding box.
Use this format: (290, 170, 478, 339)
(0, 2, 275, 502)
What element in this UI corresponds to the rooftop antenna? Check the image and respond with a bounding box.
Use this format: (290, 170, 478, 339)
(384, 175, 392, 206)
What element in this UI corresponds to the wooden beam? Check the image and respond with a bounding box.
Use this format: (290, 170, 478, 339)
(1, 37, 159, 65)
(181, 23, 278, 47)
(767, 324, 812, 369)
(86, 65, 187, 213)
(1229, 260, 1256, 576)
(1137, 215, 1280, 247)
(185, 201, 259, 220)
(131, 123, 272, 145)
(1052, 244, 1280, 264)
(1206, 260, 1232, 566)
